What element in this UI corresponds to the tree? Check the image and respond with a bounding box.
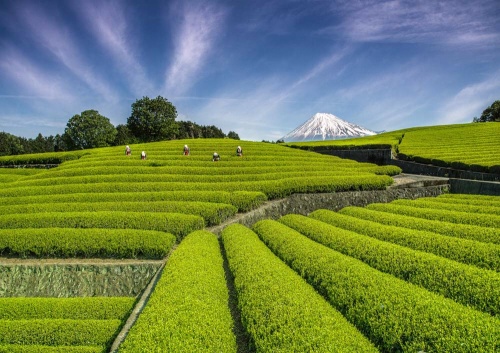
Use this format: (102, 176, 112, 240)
(178, 121, 203, 139)
(63, 110, 117, 150)
(473, 100, 500, 122)
(114, 124, 137, 146)
(201, 125, 225, 138)
(227, 131, 240, 140)
(0, 132, 24, 156)
(127, 96, 179, 142)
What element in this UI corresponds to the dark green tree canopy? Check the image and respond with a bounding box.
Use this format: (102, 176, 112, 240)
(473, 100, 500, 122)
(127, 96, 179, 142)
(227, 131, 240, 140)
(63, 109, 117, 150)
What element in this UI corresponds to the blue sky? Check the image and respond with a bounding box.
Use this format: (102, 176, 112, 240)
(0, 0, 499, 141)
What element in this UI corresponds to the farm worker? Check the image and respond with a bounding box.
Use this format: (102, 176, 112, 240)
(183, 145, 190, 155)
(141, 151, 147, 160)
(212, 152, 220, 162)
(125, 145, 131, 156)
(236, 146, 242, 157)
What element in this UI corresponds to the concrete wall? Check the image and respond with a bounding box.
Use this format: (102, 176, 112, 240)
(315, 149, 392, 165)
(450, 179, 500, 196)
(390, 159, 500, 182)
(0, 262, 162, 297)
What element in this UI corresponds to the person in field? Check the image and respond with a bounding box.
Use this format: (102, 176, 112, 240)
(183, 145, 190, 155)
(141, 151, 147, 160)
(125, 145, 131, 156)
(236, 145, 242, 157)
(212, 152, 220, 162)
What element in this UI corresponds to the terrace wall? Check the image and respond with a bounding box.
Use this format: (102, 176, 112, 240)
(315, 148, 500, 184)
(0, 261, 162, 297)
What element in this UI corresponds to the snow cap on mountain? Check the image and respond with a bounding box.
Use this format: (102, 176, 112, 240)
(281, 112, 376, 142)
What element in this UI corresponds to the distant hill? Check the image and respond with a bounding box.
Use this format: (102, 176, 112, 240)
(281, 113, 376, 142)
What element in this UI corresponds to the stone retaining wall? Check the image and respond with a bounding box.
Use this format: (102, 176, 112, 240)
(0, 262, 161, 297)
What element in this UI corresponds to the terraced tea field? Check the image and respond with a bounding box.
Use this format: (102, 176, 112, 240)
(0, 139, 400, 352)
(1, 139, 498, 352)
(287, 122, 500, 173)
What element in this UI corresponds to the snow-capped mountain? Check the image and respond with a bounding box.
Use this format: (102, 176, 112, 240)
(281, 112, 376, 142)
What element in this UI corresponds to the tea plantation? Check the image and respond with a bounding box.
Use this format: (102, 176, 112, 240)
(0, 138, 499, 352)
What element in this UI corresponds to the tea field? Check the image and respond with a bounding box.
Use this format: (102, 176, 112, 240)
(0, 139, 498, 352)
(286, 122, 500, 173)
(0, 139, 400, 352)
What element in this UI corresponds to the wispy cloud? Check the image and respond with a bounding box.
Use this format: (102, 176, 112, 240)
(186, 48, 351, 140)
(14, 2, 119, 101)
(165, 1, 227, 95)
(75, 0, 154, 97)
(0, 47, 74, 101)
(437, 71, 500, 124)
(326, 0, 500, 46)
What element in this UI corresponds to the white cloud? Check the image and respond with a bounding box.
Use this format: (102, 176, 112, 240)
(180, 48, 351, 141)
(75, 0, 154, 97)
(0, 48, 74, 101)
(15, 3, 119, 102)
(327, 0, 500, 46)
(165, 1, 227, 95)
(437, 72, 500, 124)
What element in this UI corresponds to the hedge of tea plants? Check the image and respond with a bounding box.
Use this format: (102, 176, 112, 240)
(118, 230, 236, 353)
(252, 219, 500, 352)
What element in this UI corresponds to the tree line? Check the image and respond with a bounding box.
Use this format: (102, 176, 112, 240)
(0, 96, 239, 156)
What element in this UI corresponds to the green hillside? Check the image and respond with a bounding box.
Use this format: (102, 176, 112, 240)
(286, 122, 500, 173)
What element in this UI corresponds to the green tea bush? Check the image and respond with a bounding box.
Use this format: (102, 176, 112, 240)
(0, 319, 121, 346)
(339, 207, 500, 265)
(280, 214, 500, 316)
(0, 297, 134, 320)
(0, 346, 103, 353)
(0, 201, 237, 226)
(0, 212, 203, 240)
(366, 202, 500, 228)
(0, 191, 266, 213)
(393, 198, 500, 215)
(0, 228, 175, 258)
(222, 224, 378, 353)
(119, 230, 236, 353)
(253, 220, 500, 353)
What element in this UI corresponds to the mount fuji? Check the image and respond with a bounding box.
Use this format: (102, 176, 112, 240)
(281, 113, 377, 142)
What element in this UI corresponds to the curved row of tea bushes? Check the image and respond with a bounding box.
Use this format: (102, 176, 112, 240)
(366, 203, 500, 228)
(422, 196, 500, 208)
(0, 175, 394, 199)
(312, 209, 500, 261)
(252, 220, 500, 353)
(118, 231, 236, 353)
(0, 346, 103, 353)
(340, 206, 500, 253)
(0, 228, 175, 258)
(23, 164, 399, 179)
(0, 319, 121, 346)
(279, 214, 500, 316)
(393, 198, 500, 215)
(221, 224, 378, 353)
(57, 158, 399, 172)
(0, 212, 204, 241)
(0, 191, 266, 213)
(438, 193, 500, 202)
(0, 151, 88, 166)
(0, 201, 237, 226)
(6, 170, 391, 188)
(0, 297, 134, 320)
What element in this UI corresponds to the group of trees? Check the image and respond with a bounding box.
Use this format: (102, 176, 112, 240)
(0, 96, 240, 156)
(473, 100, 500, 123)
